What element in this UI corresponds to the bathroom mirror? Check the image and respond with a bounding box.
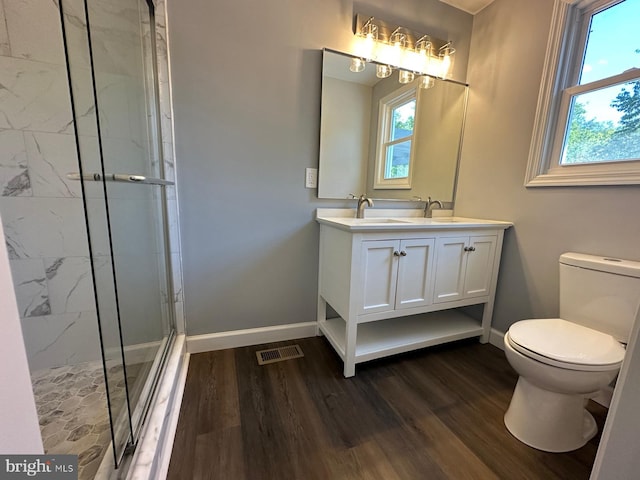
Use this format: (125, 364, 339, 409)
(318, 49, 468, 202)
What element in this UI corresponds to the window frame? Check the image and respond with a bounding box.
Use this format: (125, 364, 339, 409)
(374, 83, 419, 190)
(525, 0, 640, 187)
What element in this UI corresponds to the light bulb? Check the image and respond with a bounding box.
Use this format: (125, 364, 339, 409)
(415, 36, 432, 75)
(438, 43, 456, 79)
(389, 31, 406, 66)
(399, 70, 414, 84)
(357, 20, 378, 61)
(350, 57, 366, 73)
(363, 36, 375, 59)
(416, 36, 431, 57)
(376, 64, 392, 78)
(419, 75, 435, 89)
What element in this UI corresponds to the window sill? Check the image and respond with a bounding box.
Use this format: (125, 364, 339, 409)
(525, 168, 640, 187)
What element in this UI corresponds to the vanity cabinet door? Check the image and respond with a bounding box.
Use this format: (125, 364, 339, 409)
(358, 240, 400, 315)
(433, 237, 468, 303)
(433, 235, 497, 303)
(463, 235, 497, 298)
(395, 238, 435, 310)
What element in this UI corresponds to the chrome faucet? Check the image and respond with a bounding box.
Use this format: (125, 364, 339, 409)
(356, 194, 374, 218)
(424, 196, 443, 218)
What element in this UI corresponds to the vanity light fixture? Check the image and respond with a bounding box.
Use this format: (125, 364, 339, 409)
(350, 14, 456, 82)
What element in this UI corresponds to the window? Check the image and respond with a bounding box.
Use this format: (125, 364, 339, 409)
(374, 84, 418, 189)
(525, 0, 640, 186)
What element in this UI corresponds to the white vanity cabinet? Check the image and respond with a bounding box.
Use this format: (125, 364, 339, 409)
(316, 210, 512, 377)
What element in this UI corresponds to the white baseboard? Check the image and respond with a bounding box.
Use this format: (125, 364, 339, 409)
(186, 322, 318, 354)
(488, 328, 505, 350)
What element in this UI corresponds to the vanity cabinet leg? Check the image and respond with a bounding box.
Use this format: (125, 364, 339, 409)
(316, 296, 326, 336)
(344, 362, 356, 378)
(480, 301, 493, 343)
(344, 318, 357, 378)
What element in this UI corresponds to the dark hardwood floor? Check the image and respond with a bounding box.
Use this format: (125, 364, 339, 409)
(167, 337, 606, 479)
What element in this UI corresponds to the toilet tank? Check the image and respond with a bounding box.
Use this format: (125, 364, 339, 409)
(559, 252, 640, 343)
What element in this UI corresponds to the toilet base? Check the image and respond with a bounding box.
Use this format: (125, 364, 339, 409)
(504, 376, 597, 452)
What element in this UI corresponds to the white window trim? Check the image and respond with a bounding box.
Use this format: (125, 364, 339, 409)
(525, 0, 640, 187)
(374, 83, 418, 190)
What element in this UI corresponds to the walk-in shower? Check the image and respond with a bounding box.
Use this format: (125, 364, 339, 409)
(0, 0, 179, 478)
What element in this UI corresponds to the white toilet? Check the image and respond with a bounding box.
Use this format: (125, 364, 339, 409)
(503, 252, 640, 453)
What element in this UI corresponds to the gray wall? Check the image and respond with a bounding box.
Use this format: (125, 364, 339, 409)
(167, 0, 473, 335)
(318, 76, 371, 199)
(454, 0, 640, 333)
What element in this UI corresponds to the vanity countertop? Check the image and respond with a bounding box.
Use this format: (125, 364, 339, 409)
(316, 208, 513, 232)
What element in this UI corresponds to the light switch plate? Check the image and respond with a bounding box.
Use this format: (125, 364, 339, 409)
(305, 168, 318, 188)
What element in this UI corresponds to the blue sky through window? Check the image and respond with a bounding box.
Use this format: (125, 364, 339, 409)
(581, 0, 640, 84)
(578, 0, 640, 124)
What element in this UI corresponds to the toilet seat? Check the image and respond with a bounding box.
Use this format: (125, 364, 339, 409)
(507, 318, 625, 372)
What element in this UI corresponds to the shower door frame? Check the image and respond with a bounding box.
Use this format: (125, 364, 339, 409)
(59, 0, 176, 468)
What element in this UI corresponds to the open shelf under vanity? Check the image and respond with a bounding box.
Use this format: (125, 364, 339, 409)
(319, 309, 483, 364)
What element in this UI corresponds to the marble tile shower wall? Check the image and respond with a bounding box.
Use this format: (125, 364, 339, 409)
(0, 0, 97, 371)
(0, 0, 184, 372)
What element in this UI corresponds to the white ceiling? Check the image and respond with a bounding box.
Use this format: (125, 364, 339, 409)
(439, 0, 495, 15)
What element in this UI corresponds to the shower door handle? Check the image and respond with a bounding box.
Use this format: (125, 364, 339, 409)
(67, 172, 174, 186)
(111, 174, 174, 186)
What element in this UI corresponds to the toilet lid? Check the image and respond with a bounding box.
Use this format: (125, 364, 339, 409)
(508, 318, 625, 368)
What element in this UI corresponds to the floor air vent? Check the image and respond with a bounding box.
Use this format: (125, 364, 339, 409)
(256, 344, 304, 365)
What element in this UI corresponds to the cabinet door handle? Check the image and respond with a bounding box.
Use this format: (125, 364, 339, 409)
(400, 251, 407, 256)
(469, 246, 476, 252)
(393, 251, 400, 256)
(464, 246, 469, 252)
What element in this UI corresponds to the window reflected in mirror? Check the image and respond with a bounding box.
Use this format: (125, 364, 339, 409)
(375, 84, 417, 188)
(318, 49, 468, 202)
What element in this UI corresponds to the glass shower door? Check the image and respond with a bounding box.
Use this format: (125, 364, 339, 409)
(60, 0, 175, 465)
